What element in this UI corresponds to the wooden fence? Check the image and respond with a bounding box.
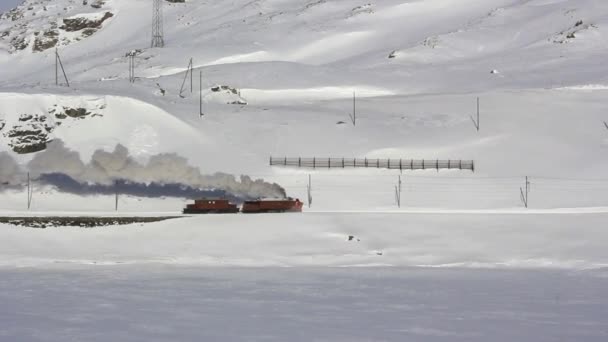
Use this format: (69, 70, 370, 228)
(270, 157, 475, 172)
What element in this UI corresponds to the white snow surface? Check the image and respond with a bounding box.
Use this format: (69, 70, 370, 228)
(1, 266, 607, 342)
(1, 1, 608, 340)
(0, 0, 606, 263)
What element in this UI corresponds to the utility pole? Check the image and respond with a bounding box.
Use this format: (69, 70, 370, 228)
(348, 91, 356, 126)
(307, 174, 312, 208)
(520, 176, 530, 208)
(151, 0, 164, 48)
(395, 175, 402, 208)
(55, 48, 70, 87)
(470, 97, 480, 131)
(199, 71, 204, 117)
(179, 58, 193, 97)
(27, 172, 33, 210)
(115, 180, 119, 211)
(128, 52, 136, 83)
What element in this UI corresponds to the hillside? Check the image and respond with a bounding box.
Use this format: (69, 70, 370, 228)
(2, 2, 608, 341)
(1, 0, 607, 211)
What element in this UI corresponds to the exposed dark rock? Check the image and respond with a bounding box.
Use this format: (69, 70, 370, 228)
(81, 28, 96, 37)
(11, 139, 49, 154)
(33, 29, 58, 52)
(0, 119, 5, 131)
(60, 11, 113, 32)
(19, 114, 33, 121)
(91, 0, 105, 9)
(156, 83, 166, 96)
(64, 107, 90, 118)
(4, 113, 55, 154)
(10, 9, 23, 21)
(211, 85, 239, 95)
(10, 36, 28, 50)
(230, 100, 248, 105)
(125, 49, 143, 57)
(0, 216, 181, 229)
(7, 125, 43, 138)
(166, 0, 186, 3)
(6, 122, 51, 154)
(55, 113, 67, 119)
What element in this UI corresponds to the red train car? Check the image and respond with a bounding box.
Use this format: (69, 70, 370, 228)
(183, 199, 239, 214)
(241, 198, 303, 214)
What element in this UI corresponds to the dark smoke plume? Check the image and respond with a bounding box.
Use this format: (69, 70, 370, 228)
(0, 140, 286, 200)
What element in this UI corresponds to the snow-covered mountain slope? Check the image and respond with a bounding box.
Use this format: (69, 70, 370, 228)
(0, 0, 607, 210)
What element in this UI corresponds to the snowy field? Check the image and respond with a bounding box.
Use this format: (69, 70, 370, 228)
(1, 266, 607, 342)
(2, 0, 608, 340)
(2, 212, 608, 268)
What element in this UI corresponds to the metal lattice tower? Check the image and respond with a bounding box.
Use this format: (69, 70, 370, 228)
(151, 0, 164, 48)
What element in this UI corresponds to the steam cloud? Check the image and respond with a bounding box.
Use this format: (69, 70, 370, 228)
(0, 140, 286, 200)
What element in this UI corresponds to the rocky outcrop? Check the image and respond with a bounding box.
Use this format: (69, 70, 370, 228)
(49, 106, 98, 119)
(33, 29, 59, 52)
(552, 20, 597, 44)
(5, 115, 54, 154)
(1, 2, 115, 53)
(210, 85, 248, 105)
(2, 103, 103, 154)
(10, 35, 28, 51)
(60, 12, 114, 32)
(90, 0, 106, 9)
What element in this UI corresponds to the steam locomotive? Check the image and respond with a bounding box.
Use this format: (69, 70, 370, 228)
(183, 198, 303, 214)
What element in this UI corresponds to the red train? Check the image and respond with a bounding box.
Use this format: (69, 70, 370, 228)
(183, 198, 303, 214)
(183, 199, 239, 214)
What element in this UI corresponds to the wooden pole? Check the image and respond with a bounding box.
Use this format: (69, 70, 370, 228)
(353, 91, 356, 126)
(520, 176, 530, 208)
(307, 174, 312, 208)
(55, 49, 58, 86)
(27, 172, 30, 210)
(477, 97, 480, 131)
(115, 180, 119, 211)
(199, 71, 204, 117)
(56, 49, 69, 87)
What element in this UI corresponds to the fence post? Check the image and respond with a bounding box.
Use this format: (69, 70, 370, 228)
(422, 160, 425, 170)
(436, 159, 439, 171)
(328, 158, 331, 169)
(298, 157, 301, 167)
(313, 157, 316, 169)
(342, 158, 345, 168)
